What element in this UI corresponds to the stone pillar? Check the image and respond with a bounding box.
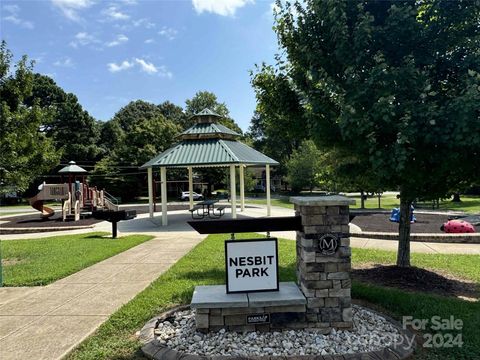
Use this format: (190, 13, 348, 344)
(291, 196, 355, 333)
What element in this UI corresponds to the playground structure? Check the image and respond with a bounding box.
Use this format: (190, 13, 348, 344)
(29, 182, 118, 221)
(28, 161, 118, 221)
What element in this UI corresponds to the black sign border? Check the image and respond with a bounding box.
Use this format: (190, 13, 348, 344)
(225, 238, 279, 294)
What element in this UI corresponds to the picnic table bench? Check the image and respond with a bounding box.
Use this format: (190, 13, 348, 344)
(189, 200, 226, 219)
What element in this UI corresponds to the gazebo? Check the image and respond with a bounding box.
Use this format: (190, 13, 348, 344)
(140, 108, 279, 226)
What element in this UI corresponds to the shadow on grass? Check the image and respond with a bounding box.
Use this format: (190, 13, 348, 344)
(353, 265, 478, 300)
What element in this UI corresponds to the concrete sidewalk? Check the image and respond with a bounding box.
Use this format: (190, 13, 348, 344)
(0, 232, 203, 360)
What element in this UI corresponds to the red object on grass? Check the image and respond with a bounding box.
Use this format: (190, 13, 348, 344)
(442, 220, 476, 233)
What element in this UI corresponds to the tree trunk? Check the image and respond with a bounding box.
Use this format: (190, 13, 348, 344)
(397, 196, 412, 267)
(452, 193, 461, 202)
(377, 193, 381, 209)
(360, 190, 365, 209)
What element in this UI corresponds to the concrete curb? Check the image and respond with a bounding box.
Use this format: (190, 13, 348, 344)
(140, 305, 415, 360)
(0, 225, 95, 234)
(351, 231, 480, 244)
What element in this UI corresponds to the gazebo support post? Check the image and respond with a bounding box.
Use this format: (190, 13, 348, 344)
(239, 165, 245, 212)
(161, 167, 168, 226)
(266, 164, 271, 216)
(188, 166, 194, 209)
(230, 164, 237, 219)
(147, 167, 154, 219)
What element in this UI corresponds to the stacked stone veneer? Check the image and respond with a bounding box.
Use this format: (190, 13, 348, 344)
(291, 196, 355, 333)
(191, 282, 307, 333)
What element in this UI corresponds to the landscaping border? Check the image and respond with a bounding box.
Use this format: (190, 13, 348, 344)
(139, 305, 415, 360)
(351, 231, 480, 244)
(0, 225, 95, 234)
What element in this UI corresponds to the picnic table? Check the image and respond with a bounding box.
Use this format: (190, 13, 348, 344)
(189, 200, 226, 219)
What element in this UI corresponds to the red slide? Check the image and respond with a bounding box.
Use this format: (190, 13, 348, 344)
(29, 196, 55, 219)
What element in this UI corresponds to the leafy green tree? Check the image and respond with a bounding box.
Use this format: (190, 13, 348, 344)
(92, 100, 180, 200)
(25, 74, 102, 162)
(184, 91, 242, 133)
(250, 67, 310, 176)
(286, 140, 323, 193)
(258, 0, 480, 267)
(158, 101, 188, 129)
(104, 100, 180, 165)
(0, 42, 60, 194)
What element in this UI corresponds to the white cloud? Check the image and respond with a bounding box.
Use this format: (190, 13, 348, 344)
(4, 4, 20, 13)
(3, 4, 34, 29)
(144, 39, 154, 44)
(53, 57, 75, 68)
(156, 65, 173, 79)
(132, 18, 155, 28)
(192, 0, 253, 16)
(70, 32, 99, 48)
(107, 60, 134, 73)
(108, 58, 172, 77)
(103, 6, 130, 21)
(134, 58, 158, 74)
(51, 0, 94, 22)
(106, 34, 128, 47)
(158, 26, 177, 41)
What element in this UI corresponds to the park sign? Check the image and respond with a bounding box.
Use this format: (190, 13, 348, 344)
(225, 238, 279, 293)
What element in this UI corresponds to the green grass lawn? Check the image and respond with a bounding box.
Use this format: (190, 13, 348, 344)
(1, 232, 153, 286)
(247, 197, 294, 209)
(67, 234, 479, 360)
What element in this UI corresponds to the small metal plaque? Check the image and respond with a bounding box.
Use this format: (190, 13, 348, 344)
(318, 233, 339, 255)
(246, 313, 270, 324)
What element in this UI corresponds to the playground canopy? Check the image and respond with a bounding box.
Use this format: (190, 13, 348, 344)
(140, 108, 279, 225)
(58, 160, 88, 174)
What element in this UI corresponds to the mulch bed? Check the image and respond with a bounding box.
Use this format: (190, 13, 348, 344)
(353, 263, 478, 300)
(0, 213, 102, 228)
(351, 212, 480, 233)
(0, 204, 193, 229)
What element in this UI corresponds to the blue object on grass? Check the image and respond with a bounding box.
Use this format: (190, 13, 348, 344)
(389, 206, 416, 223)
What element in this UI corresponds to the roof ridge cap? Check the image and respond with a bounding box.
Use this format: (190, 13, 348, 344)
(218, 139, 239, 163)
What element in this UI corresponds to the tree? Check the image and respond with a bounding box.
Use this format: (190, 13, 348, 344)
(25, 74, 102, 163)
(184, 91, 242, 133)
(0, 42, 60, 194)
(92, 100, 180, 200)
(257, 0, 480, 267)
(250, 67, 310, 176)
(158, 101, 188, 129)
(286, 140, 323, 193)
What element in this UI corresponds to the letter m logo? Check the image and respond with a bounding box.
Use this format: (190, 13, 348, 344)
(318, 234, 339, 255)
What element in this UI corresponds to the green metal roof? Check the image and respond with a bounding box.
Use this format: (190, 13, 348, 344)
(190, 108, 222, 118)
(58, 161, 88, 173)
(140, 139, 279, 168)
(180, 122, 241, 137)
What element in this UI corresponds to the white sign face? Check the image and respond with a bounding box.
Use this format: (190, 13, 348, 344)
(225, 238, 278, 293)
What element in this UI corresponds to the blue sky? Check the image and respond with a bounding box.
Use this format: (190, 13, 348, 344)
(1, 0, 278, 131)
